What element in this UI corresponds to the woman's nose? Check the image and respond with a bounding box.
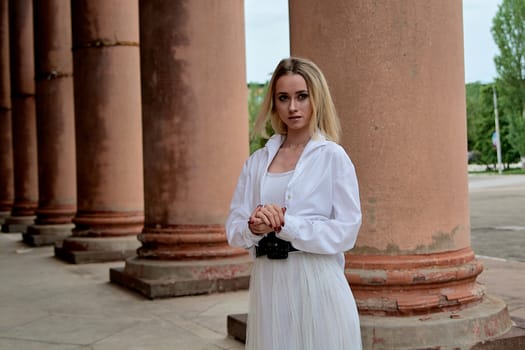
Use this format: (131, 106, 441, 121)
(289, 98, 297, 111)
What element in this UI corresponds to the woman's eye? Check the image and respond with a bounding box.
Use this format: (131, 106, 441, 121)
(298, 93, 309, 101)
(277, 95, 289, 102)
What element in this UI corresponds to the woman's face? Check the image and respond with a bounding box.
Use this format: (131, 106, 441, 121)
(274, 74, 313, 134)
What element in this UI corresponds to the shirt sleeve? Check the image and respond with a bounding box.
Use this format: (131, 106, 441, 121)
(276, 149, 362, 254)
(225, 160, 264, 249)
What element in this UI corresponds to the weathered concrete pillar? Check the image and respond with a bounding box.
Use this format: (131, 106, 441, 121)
(24, 0, 76, 246)
(110, 0, 250, 298)
(0, 0, 13, 225)
(2, 0, 38, 233)
(55, 0, 143, 263)
(287, 0, 512, 348)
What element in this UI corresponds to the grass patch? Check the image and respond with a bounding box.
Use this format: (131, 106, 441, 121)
(468, 167, 525, 175)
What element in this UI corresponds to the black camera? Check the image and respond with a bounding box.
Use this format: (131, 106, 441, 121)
(255, 232, 298, 259)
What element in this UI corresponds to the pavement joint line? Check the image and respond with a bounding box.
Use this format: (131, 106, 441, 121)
(473, 226, 525, 231)
(85, 319, 145, 347)
(15, 248, 34, 254)
(0, 336, 80, 346)
(162, 313, 225, 339)
(476, 254, 509, 262)
(493, 226, 525, 231)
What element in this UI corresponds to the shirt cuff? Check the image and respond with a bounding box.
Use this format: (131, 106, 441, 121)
(276, 214, 300, 242)
(243, 226, 264, 245)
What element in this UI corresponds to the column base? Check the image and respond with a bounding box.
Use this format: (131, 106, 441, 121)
(23, 223, 73, 246)
(0, 211, 10, 225)
(472, 317, 525, 350)
(1, 215, 35, 233)
(227, 295, 519, 349)
(345, 248, 485, 315)
(54, 236, 140, 264)
(359, 295, 512, 349)
(110, 255, 252, 299)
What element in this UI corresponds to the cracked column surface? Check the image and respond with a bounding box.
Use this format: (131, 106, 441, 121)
(110, 0, 251, 298)
(288, 0, 512, 348)
(55, 0, 144, 263)
(24, 0, 77, 246)
(2, 0, 38, 233)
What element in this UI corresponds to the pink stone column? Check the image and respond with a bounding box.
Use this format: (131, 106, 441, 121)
(288, 0, 511, 348)
(2, 0, 38, 233)
(0, 0, 13, 224)
(110, 0, 251, 298)
(24, 0, 76, 246)
(55, 0, 143, 263)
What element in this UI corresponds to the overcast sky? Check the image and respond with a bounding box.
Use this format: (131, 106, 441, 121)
(244, 0, 503, 84)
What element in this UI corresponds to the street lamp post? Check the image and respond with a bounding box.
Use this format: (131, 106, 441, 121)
(493, 85, 503, 174)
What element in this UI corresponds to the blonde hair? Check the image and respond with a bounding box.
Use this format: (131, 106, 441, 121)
(253, 57, 341, 143)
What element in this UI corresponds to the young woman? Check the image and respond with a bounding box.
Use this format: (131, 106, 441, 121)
(226, 57, 362, 350)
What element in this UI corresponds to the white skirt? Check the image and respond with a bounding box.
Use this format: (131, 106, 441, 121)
(246, 252, 362, 350)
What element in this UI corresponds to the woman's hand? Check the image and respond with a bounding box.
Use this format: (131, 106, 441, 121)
(248, 204, 286, 235)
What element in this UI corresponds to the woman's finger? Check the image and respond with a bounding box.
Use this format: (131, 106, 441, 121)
(264, 204, 284, 228)
(272, 204, 285, 228)
(261, 205, 279, 228)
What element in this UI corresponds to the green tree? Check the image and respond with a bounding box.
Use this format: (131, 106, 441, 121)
(469, 84, 519, 168)
(466, 82, 483, 152)
(247, 83, 273, 154)
(491, 0, 525, 166)
(508, 112, 525, 156)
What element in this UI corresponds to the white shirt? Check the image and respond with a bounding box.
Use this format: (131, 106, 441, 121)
(225, 133, 362, 267)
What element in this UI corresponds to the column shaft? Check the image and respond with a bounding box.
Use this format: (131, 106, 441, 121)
(289, 0, 511, 348)
(111, 0, 250, 298)
(2, 0, 38, 233)
(24, 0, 77, 245)
(55, 0, 143, 263)
(0, 0, 13, 224)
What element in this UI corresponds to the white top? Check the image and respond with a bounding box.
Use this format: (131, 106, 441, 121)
(262, 170, 294, 206)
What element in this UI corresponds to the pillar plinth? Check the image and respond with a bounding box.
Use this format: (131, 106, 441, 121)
(55, 0, 143, 263)
(285, 0, 512, 348)
(3, 0, 38, 233)
(346, 248, 485, 315)
(71, 211, 144, 237)
(24, 0, 77, 246)
(111, 254, 251, 299)
(55, 211, 144, 264)
(0, 0, 13, 225)
(359, 295, 511, 349)
(110, 0, 251, 298)
(136, 225, 246, 260)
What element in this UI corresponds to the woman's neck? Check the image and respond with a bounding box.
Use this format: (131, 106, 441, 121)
(281, 132, 311, 149)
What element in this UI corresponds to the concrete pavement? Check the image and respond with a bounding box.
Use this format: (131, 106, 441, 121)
(469, 174, 525, 321)
(0, 174, 524, 349)
(0, 233, 248, 350)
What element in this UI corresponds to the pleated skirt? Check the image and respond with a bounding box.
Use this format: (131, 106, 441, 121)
(246, 252, 362, 350)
